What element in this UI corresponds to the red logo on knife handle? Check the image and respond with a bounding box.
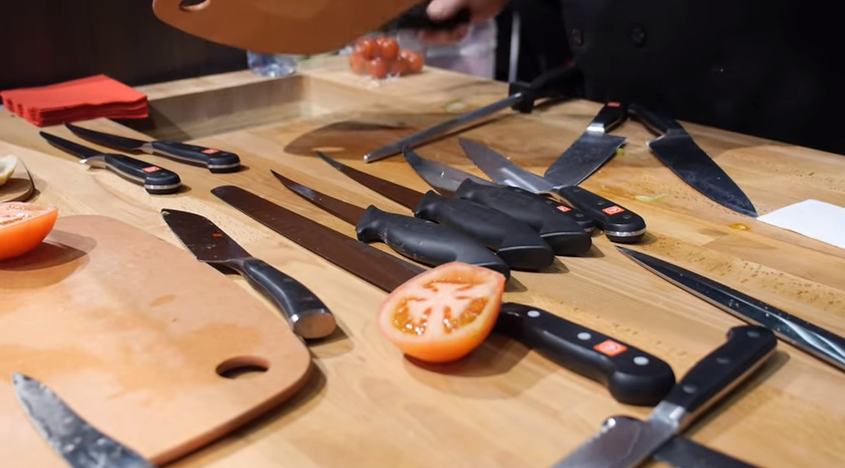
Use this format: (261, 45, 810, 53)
(556, 205, 571, 213)
(595, 340, 628, 357)
(142, 166, 161, 173)
(202, 148, 220, 155)
(603, 206, 625, 215)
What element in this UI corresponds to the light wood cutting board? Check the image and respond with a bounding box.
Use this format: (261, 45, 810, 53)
(0, 215, 313, 467)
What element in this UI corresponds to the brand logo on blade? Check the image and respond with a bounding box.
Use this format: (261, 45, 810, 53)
(594, 339, 627, 356)
(602, 206, 625, 215)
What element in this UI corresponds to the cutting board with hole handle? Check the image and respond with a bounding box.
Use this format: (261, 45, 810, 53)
(0, 215, 313, 467)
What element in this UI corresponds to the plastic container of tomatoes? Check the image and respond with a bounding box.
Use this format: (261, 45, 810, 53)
(348, 33, 426, 80)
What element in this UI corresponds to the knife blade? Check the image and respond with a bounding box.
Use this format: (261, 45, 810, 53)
(314, 152, 557, 271)
(543, 102, 628, 187)
(269, 170, 511, 278)
(13, 373, 157, 468)
(211, 184, 679, 406)
(65, 123, 241, 173)
(402, 147, 594, 256)
(651, 430, 763, 468)
(459, 138, 648, 243)
(617, 246, 845, 373)
(628, 104, 758, 218)
(160, 208, 336, 339)
(39, 131, 182, 195)
(549, 325, 777, 468)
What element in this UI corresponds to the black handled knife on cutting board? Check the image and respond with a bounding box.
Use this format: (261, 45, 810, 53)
(211, 184, 677, 406)
(39, 131, 182, 195)
(65, 123, 241, 173)
(312, 152, 557, 272)
(161, 208, 336, 340)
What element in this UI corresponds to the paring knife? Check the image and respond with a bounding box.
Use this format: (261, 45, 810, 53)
(460, 138, 648, 243)
(211, 184, 679, 406)
(617, 246, 845, 373)
(39, 131, 182, 195)
(402, 147, 594, 256)
(161, 208, 336, 339)
(13, 373, 158, 468)
(65, 123, 241, 173)
(313, 152, 558, 272)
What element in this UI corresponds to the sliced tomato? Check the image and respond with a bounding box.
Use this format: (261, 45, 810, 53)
(0, 202, 59, 261)
(377, 262, 506, 363)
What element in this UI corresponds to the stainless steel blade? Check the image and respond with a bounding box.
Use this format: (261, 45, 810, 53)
(543, 132, 626, 187)
(403, 147, 495, 194)
(458, 138, 557, 193)
(65, 123, 147, 151)
(655, 434, 762, 468)
(13, 373, 156, 468)
(40, 132, 105, 160)
(161, 209, 252, 262)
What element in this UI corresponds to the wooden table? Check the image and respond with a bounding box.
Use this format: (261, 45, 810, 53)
(1, 56, 844, 468)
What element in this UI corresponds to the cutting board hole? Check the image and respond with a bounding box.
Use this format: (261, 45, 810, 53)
(180, 0, 210, 12)
(216, 356, 269, 380)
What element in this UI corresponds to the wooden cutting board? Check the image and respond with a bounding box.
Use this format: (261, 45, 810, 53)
(0, 215, 313, 467)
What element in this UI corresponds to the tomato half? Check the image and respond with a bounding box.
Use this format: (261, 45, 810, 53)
(0, 202, 59, 261)
(377, 262, 506, 363)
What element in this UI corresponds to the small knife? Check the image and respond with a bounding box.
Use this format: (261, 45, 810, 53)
(13, 373, 158, 468)
(39, 131, 182, 195)
(66, 123, 241, 173)
(460, 138, 648, 243)
(402, 147, 594, 256)
(549, 325, 777, 468)
(161, 208, 336, 339)
(314, 152, 558, 272)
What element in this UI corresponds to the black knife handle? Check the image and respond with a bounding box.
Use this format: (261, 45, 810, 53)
(508, 63, 581, 113)
(102, 154, 182, 195)
(555, 186, 646, 243)
(494, 302, 677, 406)
(150, 140, 241, 173)
(356, 205, 511, 279)
(380, 2, 471, 31)
(454, 179, 592, 256)
(628, 103, 685, 135)
(664, 325, 776, 427)
(592, 102, 629, 132)
(413, 191, 556, 271)
(234, 258, 337, 340)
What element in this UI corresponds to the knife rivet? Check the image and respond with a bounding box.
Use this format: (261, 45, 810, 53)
(717, 357, 731, 365)
(633, 356, 650, 366)
(571, 29, 584, 46)
(630, 26, 646, 47)
(747, 330, 760, 338)
(577, 332, 592, 340)
(527, 310, 541, 318)
(682, 384, 697, 394)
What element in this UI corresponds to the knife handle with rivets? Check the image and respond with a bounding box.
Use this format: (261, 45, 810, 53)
(413, 191, 556, 271)
(494, 302, 677, 406)
(86, 154, 182, 195)
(356, 205, 512, 279)
(150, 140, 241, 173)
(454, 179, 593, 256)
(629, 103, 685, 135)
(554, 186, 647, 243)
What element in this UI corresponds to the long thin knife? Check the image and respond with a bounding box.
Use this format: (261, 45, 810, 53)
(617, 246, 845, 372)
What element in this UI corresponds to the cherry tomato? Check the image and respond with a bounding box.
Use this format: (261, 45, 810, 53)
(354, 37, 379, 60)
(399, 49, 424, 74)
(376, 37, 400, 62)
(377, 261, 506, 363)
(366, 57, 388, 80)
(0, 202, 59, 261)
(388, 58, 407, 77)
(349, 53, 366, 75)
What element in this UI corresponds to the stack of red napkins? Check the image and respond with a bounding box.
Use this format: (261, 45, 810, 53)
(0, 75, 149, 127)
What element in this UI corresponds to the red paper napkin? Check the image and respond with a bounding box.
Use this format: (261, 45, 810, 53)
(0, 75, 149, 127)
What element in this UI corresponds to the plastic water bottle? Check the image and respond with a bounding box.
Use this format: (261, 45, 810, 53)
(423, 18, 497, 79)
(246, 52, 297, 77)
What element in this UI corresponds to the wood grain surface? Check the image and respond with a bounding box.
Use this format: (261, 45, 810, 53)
(1, 56, 844, 468)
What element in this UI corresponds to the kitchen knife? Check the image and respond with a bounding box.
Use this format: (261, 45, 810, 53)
(402, 147, 594, 256)
(13, 373, 157, 468)
(161, 208, 336, 339)
(269, 169, 511, 278)
(460, 138, 647, 243)
(65, 123, 241, 173)
(617, 246, 845, 373)
(314, 152, 557, 271)
(39, 131, 182, 195)
(628, 104, 758, 218)
(549, 325, 777, 468)
(211, 184, 678, 406)
(379, 2, 471, 31)
(543, 102, 628, 187)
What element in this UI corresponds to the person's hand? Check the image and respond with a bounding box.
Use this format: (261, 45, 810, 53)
(418, 0, 511, 45)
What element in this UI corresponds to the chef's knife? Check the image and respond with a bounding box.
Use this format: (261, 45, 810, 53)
(270, 170, 511, 278)
(617, 246, 845, 373)
(402, 147, 594, 256)
(314, 152, 557, 271)
(161, 208, 336, 339)
(460, 138, 648, 243)
(549, 325, 777, 468)
(543, 102, 628, 187)
(379, 1, 471, 31)
(65, 123, 241, 173)
(13, 373, 157, 468)
(39, 131, 182, 195)
(211, 184, 678, 406)
(628, 104, 758, 218)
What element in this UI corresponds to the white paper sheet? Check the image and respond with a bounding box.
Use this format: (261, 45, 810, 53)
(758, 199, 845, 250)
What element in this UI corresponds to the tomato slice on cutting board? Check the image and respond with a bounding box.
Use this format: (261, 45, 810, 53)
(377, 262, 506, 363)
(0, 202, 59, 261)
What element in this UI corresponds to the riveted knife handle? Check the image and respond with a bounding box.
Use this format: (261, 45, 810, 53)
(414, 190, 556, 271)
(665, 325, 776, 427)
(494, 302, 677, 406)
(356, 205, 511, 279)
(508, 64, 581, 113)
(454, 179, 592, 256)
(102, 154, 182, 195)
(591, 102, 629, 132)
(555, 186, 647, 243)
(150, 140, 241, 173)
(629, 103, 685, 135)
(380, 2, 471, 31)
